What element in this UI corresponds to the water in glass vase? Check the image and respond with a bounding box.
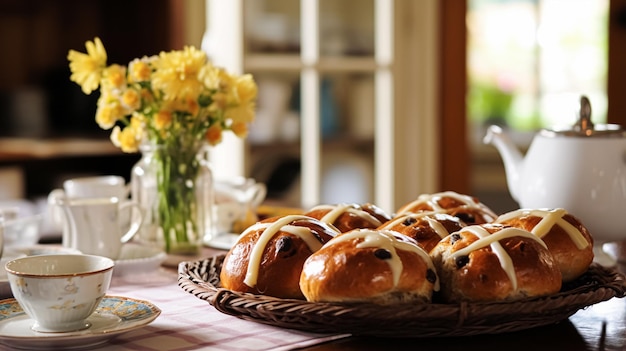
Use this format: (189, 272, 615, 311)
(131, 142, 216, 255)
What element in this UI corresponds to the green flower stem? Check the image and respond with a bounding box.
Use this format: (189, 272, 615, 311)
(154, 143, 202, 254)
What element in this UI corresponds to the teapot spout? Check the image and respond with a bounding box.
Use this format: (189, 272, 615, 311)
(483, 125, 524, 202)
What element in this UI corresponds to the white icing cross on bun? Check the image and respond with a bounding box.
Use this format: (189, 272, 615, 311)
(494, 208, 589, 249)
(242, 215, 337, 287)
(328, 229, 440, 291)
(310, 203, 385, 227)
(380, 212, 451, 239)
(397, 191, 488, 216)
(449, 225, 549, 291)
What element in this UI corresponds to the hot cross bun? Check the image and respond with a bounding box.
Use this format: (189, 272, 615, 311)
(430, 223, 562, 303)
(220, 215, 339, 299)
(396, 191, 497, 225)
(494, 208, 594, 282)
(300, 229, 439, 304)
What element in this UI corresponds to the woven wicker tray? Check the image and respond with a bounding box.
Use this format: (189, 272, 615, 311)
(178, 254, 626, 338)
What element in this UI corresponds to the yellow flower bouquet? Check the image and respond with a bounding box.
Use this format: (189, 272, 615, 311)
(67, 37, 257, 254)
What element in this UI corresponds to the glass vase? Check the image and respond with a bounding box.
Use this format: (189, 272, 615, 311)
(131, 141, 215, 255)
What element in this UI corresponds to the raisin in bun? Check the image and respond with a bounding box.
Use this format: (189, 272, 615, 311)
(299, 229, 439, 304)
(378, 212, 466, 252)
(430, 223, 561, 303)
(304, 203, 392, 233)
(494, 208, 594, 282)
(396, 191, 497, 225)
(220, 215, 339, 299)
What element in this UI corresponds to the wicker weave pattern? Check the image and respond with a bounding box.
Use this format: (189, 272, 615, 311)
(178, 255, 626, 338)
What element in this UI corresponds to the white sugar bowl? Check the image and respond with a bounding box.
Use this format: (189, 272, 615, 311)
(5, 254, 114, 333)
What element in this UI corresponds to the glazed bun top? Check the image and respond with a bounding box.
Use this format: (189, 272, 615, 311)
(396, 191, 497, 225)
(378, 212, 466, 252)
(305, 203, 392, 232)
(430, 223, 562, 302)
(494, 208, 594, 282)
(234, 214, 339, 290)
(325, 229, 439, 292)
(494, 208, 591, 250)
(443, 224, 549, 291)
(299, 229, 440, 304)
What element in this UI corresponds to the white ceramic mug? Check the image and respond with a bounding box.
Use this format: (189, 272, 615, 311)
(54, 197, 143, 259)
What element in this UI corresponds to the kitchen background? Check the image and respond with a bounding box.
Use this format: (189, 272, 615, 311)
(0, 0, 617, 222)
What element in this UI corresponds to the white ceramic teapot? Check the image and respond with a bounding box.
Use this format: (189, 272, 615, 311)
(483, 96, 626, 266)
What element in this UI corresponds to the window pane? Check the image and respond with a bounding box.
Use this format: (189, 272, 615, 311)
(467, 0, 608, 143)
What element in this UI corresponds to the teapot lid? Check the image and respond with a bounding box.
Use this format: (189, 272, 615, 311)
(542, 96, 625, 138)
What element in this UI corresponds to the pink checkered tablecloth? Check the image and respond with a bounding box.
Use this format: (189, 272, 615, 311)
(98, 263, 349, 351)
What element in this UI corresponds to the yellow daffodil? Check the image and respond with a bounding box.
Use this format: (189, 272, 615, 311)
(121, 88, 141, 111)
(225, 104, 255, 124)
(95, 101, 124, 130)
(217, 68, 235, 90)
(68, 37, 257, 153)
(152, 46, 206, 101)
(128, 57, 152, 83)
(130, 112, 146, 127)
(67, 37, 107, 94)
(102, 64, 127, 90)
(233, 74, 258, 104)
(198, 64, 221, 90)
(154, 110, 173, 131)
(110, 125, 141, 153)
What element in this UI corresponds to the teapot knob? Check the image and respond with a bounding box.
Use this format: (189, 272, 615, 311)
(574, 95, 594, 134)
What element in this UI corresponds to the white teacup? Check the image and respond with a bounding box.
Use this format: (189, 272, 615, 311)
(5, 254, 114, 333)
(54, 197, 143, 259)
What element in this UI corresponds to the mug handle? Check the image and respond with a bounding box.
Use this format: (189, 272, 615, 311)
(119, 201, 144, 243)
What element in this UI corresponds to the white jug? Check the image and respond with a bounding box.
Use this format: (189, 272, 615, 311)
(48, 175, 131, 234)
(55, 197, 143, 259)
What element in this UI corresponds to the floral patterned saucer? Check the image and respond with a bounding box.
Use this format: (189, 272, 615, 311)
(0, 296, 160, 350)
